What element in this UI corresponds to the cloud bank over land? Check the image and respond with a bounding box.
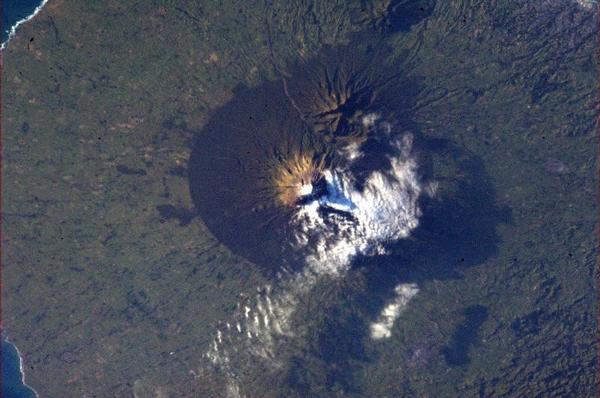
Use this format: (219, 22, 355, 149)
(188, 34, 441, 396)
(200, 112, 433, 396)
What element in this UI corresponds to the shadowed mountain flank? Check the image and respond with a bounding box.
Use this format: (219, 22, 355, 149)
(188, 39, 419, 274)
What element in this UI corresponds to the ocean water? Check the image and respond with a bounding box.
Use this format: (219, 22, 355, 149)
(2, 339, 36, 398)
(2, 0, 46, 45)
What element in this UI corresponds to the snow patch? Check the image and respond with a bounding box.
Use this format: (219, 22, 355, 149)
(294, 134, 422, 276)
(203, 116, 431, 396)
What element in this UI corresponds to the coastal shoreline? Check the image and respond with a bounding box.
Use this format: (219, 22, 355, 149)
(1, 0, 50, 50)
(2, 2, 50, 395)
(4, 337, 40, 398)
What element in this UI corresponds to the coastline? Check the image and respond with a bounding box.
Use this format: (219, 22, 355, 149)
(1, 0, 50, 51)
(4, 337, 40, 398)
(2, 0, 52, 391)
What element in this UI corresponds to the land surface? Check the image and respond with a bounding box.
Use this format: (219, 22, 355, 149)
(2, 1, 597, 397)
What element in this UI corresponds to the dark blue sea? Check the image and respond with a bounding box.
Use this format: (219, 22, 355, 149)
(2, 339, 36, 398)
(2, 0, 45, 44)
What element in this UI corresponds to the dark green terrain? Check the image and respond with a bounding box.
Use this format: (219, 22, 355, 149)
(2, 1, 597, 397)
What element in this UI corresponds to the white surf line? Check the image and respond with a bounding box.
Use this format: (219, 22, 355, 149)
(575, 0, 597, 10)
(4, 336, 41, 398)
(1, 0, 51, 51)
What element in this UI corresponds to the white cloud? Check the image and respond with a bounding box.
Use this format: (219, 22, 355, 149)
(370, 283, 420, 340)
(203, 119, 431, 396)
(294, 133, 423, 276)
